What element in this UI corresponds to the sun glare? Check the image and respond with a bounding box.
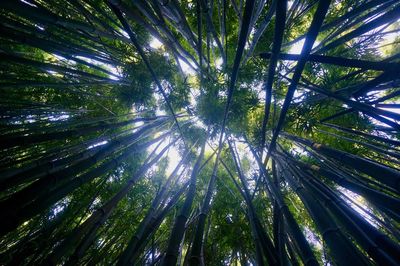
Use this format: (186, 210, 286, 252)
(166, 145, 181, 175)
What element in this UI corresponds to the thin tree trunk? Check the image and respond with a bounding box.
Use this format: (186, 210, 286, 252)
(260, 0, 287, 155)
(163, 141, 206, 265)
(266, 0, 332, 156)
(45, 140, 173, 264)
(282, 132, 400, 192)
(275, 156, 371, 265)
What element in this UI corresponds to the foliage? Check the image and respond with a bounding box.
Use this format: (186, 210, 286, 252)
(0, 0, 399, 265)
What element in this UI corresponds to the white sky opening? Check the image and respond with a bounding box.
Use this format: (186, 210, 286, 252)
(288, 39, 321, 54)
(215, 57, 223, 70)
(146, 137, 181, 176)
(166, 145, 181, 175)
(150, 37, 163, 49)
(293, 89, 308, 103)
(288, 39, 305, 54)
(154, 93, 167, 116)
(178, 59, 196, 75)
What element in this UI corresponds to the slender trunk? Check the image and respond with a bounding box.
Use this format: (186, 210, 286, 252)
(259, 52, 400, 71)
(162, 142, 206, 265)
(0, 132, 169, 237)
(275, 157, 371, 265)
(45, 140, 173, 264)
(248, 143, 319, 266)
(315, 128, 400, 162)
(267, 0, 332, 155)
(0, 114, 161, 149)
(285, 0, 392, 47)
(299, 170, 400, 265)
(317, 4, 400, 53)
(199, 0, 226, 65)
(0, 120, 167, 191)
(109, 2, 188, 146)
(228, 140, 278, 265)
(243, 0, 277, 62)
(0, 119, 168, 214)
(188, 157, 218, 265)
(260, 0, 287, 156)
(323, 122, 400, 146)
(271, 161, 288, 266)
(116, 154, 189, 265)
(282, 132, 400, 192)
(277, 149, 400, 209)
(128, 181, 190, 263)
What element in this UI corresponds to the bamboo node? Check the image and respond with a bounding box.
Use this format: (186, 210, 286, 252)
(310, 165, 320, 171)
(312, 143, 322, 149)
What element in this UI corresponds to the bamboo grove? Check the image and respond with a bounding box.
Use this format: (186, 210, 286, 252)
(0, 0, 399, 265)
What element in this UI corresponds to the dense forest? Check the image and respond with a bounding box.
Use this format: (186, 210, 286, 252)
(0, 0, 400, 265)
